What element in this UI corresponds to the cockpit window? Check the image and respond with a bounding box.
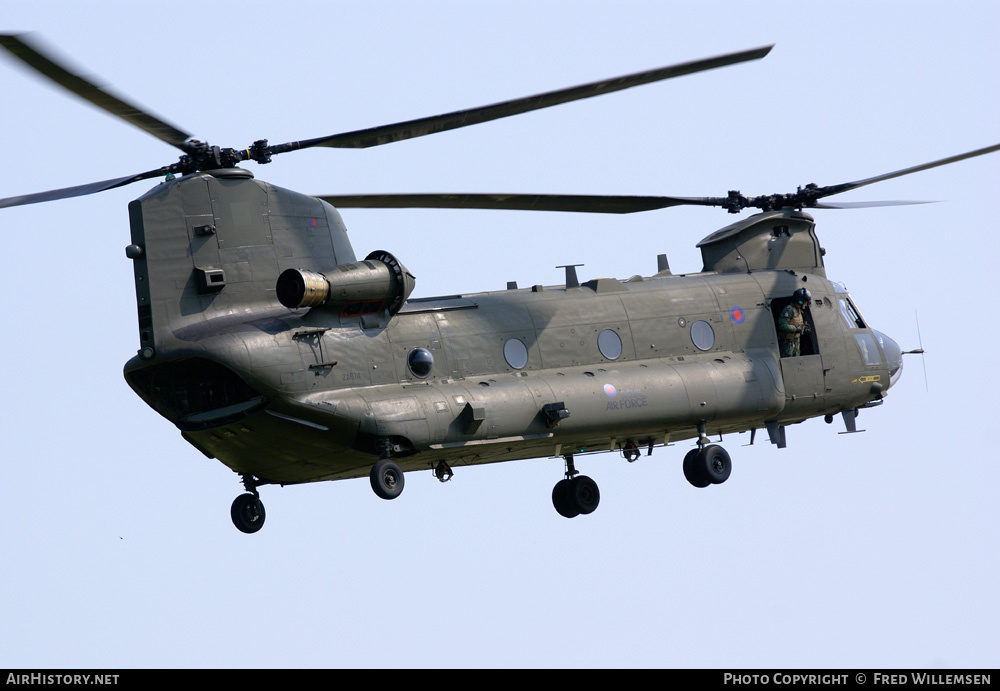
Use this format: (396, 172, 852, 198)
(855, 333, 882, 366)
(839, 298, 866, 329)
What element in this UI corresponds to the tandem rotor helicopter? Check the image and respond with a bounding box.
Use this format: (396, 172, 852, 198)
(3, 34, 998, 533)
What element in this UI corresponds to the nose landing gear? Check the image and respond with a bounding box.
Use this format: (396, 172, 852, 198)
(683, 424, 732, 488)
(370, 457, 405, 500)
(231, 493, 266, 533)
(231, 474, 266, 534)
(551, 454, 600, 518)
(369, 437, 406, 500)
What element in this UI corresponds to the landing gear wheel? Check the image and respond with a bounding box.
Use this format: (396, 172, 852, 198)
(683, 449, 710, 488)
(552, 479, 580, 518)
(552, 476, 601, 517)
(699, 444, 732, 485)
(231, 493, 266, 534)
(570, 475, 600, 515)
(370, 458, 405, 500)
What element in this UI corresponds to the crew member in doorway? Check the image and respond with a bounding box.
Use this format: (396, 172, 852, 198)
(778, 288, 812, 357)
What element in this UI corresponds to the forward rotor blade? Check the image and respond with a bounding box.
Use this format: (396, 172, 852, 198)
(0, 33, 193, 151)
(0, 167, 172, 209)
(275, 46, 773, 153)
(811, 200, 935, 209)
(318, 193, 721, 214)
(812, 142, 1000, 200)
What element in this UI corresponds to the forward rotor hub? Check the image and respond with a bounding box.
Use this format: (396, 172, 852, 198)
(174, 139, 274, 175)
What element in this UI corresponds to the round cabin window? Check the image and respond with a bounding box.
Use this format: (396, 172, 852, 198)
(598, 329, 623, 360)
(690, 320, 715, 351)
(503, 339, 529, 369)
(407, 348, 434, 378)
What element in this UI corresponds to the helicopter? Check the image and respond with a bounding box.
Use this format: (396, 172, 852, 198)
(2, 34, 997, 534)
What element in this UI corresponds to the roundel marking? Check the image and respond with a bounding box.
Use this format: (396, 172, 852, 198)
(731, 306, 745, 324)
(604, 384, 617, 397)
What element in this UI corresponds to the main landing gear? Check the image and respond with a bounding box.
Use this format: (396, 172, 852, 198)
(231, 474, 266, 534)
(682, 424, 732, 488)
(552, 454, 600, 518)
(682, 445, 732, 487)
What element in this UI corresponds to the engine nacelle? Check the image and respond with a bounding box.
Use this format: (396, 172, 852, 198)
(276, 250, 415, 317)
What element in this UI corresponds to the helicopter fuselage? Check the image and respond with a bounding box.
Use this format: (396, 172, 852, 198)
(2, 34, 983, 533)
(122, 170, 900, 488)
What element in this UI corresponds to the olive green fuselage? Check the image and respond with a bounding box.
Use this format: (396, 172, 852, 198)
(123, 171, 893, 486)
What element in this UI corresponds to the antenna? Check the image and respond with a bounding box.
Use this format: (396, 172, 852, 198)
(556, 264, 583, 288)
(902, 311, 928, 393)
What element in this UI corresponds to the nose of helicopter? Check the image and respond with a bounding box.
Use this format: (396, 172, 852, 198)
(873, 330, 904, 389)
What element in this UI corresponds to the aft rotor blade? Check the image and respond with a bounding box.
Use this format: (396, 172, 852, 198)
(0, 167, 172, 209)
(274, 46, 773, 153)
(318, 193, 722, 214)
(0, 33, 193, 151)
(812, 142, 1000, 200)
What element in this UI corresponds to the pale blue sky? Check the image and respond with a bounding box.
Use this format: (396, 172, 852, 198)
(2, 0, 998, 668)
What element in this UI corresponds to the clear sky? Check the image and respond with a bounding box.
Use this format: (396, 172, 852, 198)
(1, 0, 998, 669)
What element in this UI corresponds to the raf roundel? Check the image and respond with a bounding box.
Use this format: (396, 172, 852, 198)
(604, 384, 617, 398)
(731, 306, 746, 324)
